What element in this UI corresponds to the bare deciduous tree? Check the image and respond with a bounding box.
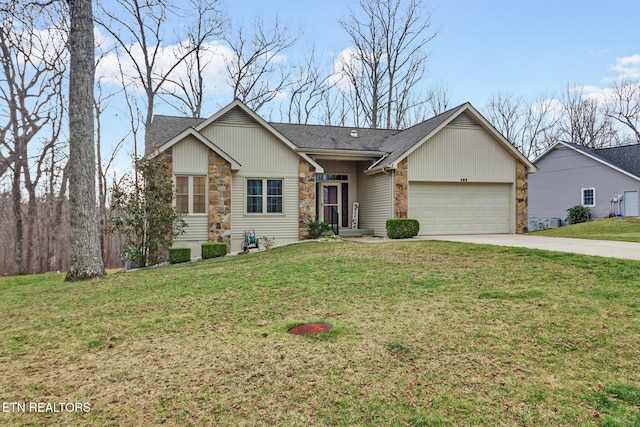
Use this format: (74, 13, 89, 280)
(0, 0, 67, 274)
(603, 79, 640, 144)
(485, 92, 560, 159)
(66, 0, 105, 281)
(558, 85, 619, 148)
(224, 16, 300, 112)
(96, 0, 204, 136)
(425, 84, 451, 116)
(286, 47, 336, 124)
(159, 0, 227, 118)
(338, 0, 439, 129)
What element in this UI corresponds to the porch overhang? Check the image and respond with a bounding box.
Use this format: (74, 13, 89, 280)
(299, 148, 387, 162)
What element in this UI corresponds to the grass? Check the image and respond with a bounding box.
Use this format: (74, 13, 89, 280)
(0, 240, 639, 426)
(531, 217, 640, 242)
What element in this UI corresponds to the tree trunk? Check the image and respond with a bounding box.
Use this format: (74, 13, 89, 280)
(65, 0, 105, 281)
(11, 156, 24, 275)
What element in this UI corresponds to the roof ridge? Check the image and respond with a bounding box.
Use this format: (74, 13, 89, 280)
(269, 121, 399, 132)
(394, 102, 469, 132)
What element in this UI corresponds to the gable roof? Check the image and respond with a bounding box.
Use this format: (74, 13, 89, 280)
(146, 100, 323, 171)
(147, 127, 241, 170)
(368, 102, 536, 173)
(535, 141, 640, 182)
(371, 104, 464, 170)
(589, 144, 640, 178)
(145, 100, 536, 173)
(145, 115, 205, 155)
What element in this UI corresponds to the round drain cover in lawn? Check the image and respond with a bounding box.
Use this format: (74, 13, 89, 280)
(288, 322, 333, 335)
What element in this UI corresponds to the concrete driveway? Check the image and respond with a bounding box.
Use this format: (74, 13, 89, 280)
(422, 234, 640, 261)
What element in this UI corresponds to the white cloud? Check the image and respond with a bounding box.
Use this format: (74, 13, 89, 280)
(327, 47, 362, 93)
(94, 34, 235, 99)
(608, 54, 640, 81)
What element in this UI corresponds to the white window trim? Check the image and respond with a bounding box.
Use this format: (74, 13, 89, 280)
(245, 177, 285, 215)
(175, 175, 208, 215)
(581, 187, 595, 207)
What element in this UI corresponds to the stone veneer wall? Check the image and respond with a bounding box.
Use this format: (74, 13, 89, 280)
(393, 158, 408, 219)
(298, 159, 316, 239)
(516, 160, 529, 234)
(163, 147, 173, 178)
(207, 151, 232, 251)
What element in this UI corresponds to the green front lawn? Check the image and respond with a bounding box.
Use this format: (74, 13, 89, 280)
(531, 217, 640, 242)
(1, 241, 639, 426)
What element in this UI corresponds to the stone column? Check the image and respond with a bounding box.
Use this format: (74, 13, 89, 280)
(208, 151, 232, 251)
(298, 159, 316, 239)
(394, 158, 409, 219)
(516, 160, 529, 234)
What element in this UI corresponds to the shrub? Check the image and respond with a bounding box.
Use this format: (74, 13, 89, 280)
(386, 218, 420, 239)
(261, 236, 276, 250)
(307, 218, 332, 238)
(567, 205, 590, 224)
(169, 248, 191, 264)
(109, 155, 186, 267)
(201, 242, 227, 259)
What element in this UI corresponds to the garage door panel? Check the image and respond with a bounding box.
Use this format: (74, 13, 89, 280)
(409, 182, 510, 235)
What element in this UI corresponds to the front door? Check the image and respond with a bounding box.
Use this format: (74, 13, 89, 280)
(321, 183, 340, 228)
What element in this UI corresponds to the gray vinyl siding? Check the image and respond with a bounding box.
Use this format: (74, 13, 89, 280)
(357, 162, 393, 236)
(529, 146, 640, 219)
(408, 126, 515, 183)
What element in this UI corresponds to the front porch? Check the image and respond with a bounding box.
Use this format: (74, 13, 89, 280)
(335, 228, 375, 237)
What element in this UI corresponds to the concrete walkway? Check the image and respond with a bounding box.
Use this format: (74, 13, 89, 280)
(349, 234, 640, 261)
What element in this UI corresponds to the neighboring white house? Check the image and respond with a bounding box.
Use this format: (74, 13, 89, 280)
(145, 99, 536, 254)
(529, 141, 640, 229)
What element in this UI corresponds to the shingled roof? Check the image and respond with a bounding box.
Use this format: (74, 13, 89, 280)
(145, 115, 205, 155)
(563, 142, 640, 179)
(269, 122, 397, 152)
(375, 104, 466, 168)
(145, 100, 534, 172)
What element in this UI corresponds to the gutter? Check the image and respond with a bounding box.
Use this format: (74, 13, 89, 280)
(367, 154, 389, 171)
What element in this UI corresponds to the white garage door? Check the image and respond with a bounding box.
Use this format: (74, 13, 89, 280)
(409, 182, 511, 235)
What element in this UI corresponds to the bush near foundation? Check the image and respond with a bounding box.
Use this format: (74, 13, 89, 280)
(169, 248, 191, 264)
(202, 242, 227, 259)
(567, 205, 590, 224)
(386, 218, 420, 239)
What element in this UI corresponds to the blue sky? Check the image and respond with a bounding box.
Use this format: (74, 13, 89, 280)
(95, 0, 640, 175)
(222, 0, 640, 108)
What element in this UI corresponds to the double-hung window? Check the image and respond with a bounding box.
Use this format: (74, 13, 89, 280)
(175, 176, 207, 214)
(246, 178, 283, 214)
(581, 188, 595, 207)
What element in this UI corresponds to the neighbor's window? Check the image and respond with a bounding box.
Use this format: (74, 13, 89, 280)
(175, 175, 207, 214)
(246, 178, 283, 214)
(582, 188, 595, 207)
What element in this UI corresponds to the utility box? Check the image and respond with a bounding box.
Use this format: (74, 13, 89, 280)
(549, 218, 562, 228)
